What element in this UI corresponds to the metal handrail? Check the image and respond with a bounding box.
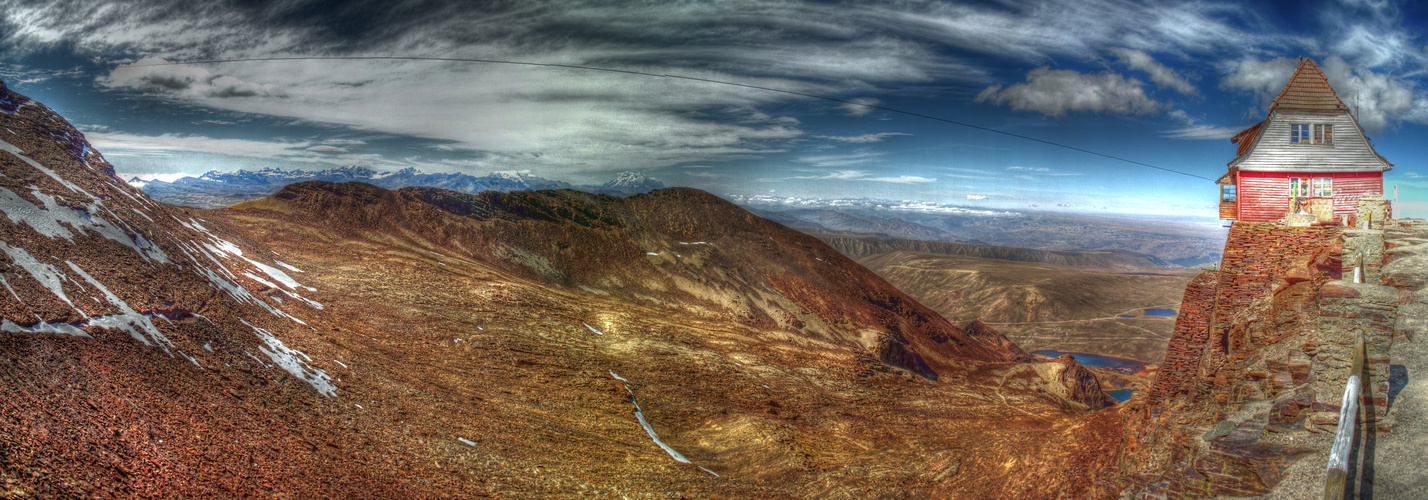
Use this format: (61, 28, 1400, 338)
(1324, 334, 1365, 500)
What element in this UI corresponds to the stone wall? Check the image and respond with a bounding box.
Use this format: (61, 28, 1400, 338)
(1147, 270, 1218, 407)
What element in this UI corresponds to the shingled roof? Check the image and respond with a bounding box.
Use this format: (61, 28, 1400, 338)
(1269, 57, 1346, 112)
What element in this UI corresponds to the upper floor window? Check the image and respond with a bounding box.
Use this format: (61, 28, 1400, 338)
(1291, 124, 1333, 145)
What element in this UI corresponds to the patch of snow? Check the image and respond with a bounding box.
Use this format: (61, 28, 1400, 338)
(274, 261, 303, 273)
(355, 404, 363, 409)
(203, 342, 213, 352)
(0, 241, 80, 312)
(457, 437, 477, 447)
(128, 207, 154, 222)
(179, 350, 203, 369)
(334, 359, 348, 369)
(239, 318, 336, 397)
(609, 370, 629, 383)
(0, 186, 169, 263)
(67, 261, 174, 353)
(646, 252, 659, 256)
(583, 322, 605, 335)
(0, 275, 21, 302)
(626, 385, 690, 464)
(699, 467, 719, 477)
(0, 138, 93, 198)
(1, 318, 89, 337)
(815, 258, 823, 262)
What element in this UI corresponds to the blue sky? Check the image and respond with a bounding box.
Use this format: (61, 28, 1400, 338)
(2, 0, 1427, 217)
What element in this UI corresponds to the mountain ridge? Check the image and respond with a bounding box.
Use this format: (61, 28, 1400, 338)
(136, 166, 666, 208)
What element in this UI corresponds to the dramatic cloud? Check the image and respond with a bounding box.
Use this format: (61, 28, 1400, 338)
(1109, 48, 1197, 96)
(1218, 56, 1301, 108)
(85, 131, 309, 159)
(812, 132, 909, 143)
(100, 58, 285, 99)
(976, 67, 1163, 118)
(1320, 56, 1420, 132)
(1219, 55, 1428, 132)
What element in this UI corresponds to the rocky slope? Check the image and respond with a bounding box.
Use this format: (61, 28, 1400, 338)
(2, 79, 1123, 498)
(0, 80, 432, 498)
(856, 250, 1198, 362)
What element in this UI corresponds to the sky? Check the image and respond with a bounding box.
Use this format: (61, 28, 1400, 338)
(2, 0, 1427, 217)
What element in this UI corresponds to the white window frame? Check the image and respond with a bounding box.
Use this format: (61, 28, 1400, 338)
(1291, 123, 1333, 145)
(1312, 177, 1332, 197)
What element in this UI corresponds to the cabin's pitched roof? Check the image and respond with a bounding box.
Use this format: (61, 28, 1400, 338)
(1269, 58, 1346, 112)
(1230, 120, 1264, 158)
(1221, 57, 1392, 172)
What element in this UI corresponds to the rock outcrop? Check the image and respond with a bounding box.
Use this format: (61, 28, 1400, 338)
(1110, 221, 1403, 497)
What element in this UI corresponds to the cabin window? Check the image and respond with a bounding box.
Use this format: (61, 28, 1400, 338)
(1312, 177, 1332, 197)
(1221, 184, 1236, 202)
(1291, 124, 1333, 145)
(1290, 177, 1307, 197)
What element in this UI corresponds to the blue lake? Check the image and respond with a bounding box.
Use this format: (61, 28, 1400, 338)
(1144, 308, 1177, 317)
(1030, 350, 1147, 371)
(1119, 315, 1136, 318)
(1106, 390, 1134, 402)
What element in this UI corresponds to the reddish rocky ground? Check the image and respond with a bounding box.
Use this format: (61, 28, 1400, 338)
(1, 80, 1128, 498)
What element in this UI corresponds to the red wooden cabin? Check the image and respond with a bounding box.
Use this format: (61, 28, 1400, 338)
(1219, 57, 1391, 222)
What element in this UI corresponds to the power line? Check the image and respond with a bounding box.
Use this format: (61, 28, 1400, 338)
(9, 56, 1215, 181)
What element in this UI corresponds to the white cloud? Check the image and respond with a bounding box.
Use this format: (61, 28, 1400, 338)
(796, 151, 882, 167)
(84, 131, 309, 158)
(1320, 56, 1419, 132)
(839, 97, 882, 116)
(305, 145, 348, 153)
(321, 139, 366, 146)
(966, 194, 987, 200)
(1006, 166, 1049, 172)
(1163, 124, 1242, 140)
(99, 58, 285, 98)
(1108, 48, 1197, 96)
(1218, 56, 1300, 108)
(976, 67, 1163, 118)
(789, 169, 936, 183)
(685, 171, 720, 178)
(812, 132, 910, 143)
(1219, 55, 1428, 133)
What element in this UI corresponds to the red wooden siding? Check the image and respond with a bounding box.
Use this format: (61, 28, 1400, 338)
(1235, 171, 1382, 222)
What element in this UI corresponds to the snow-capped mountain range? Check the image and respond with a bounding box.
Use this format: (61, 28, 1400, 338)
(134, 166, 666, 208)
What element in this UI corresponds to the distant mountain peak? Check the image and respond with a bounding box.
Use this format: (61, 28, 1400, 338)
(601, 171, 665, 193)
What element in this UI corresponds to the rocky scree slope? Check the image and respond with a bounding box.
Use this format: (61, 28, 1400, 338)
(243, 180, 1035, 376)
(0, 80, 444, 497)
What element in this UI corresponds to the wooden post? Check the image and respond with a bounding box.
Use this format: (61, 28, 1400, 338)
(1324, 335, 1365, 500)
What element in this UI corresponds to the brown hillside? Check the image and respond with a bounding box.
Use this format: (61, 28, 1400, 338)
(858, 250, 1198, 362)
(818, 234, 1172, 270)
(2, 80, 1124, 498)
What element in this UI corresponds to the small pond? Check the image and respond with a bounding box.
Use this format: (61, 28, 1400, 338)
(1106, 390, 1134, 403)
(1030, 350, 1148, 371)
(1144, 308, 1177, 317)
